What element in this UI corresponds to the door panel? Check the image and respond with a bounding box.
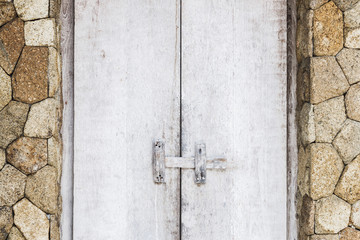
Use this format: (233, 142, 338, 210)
(181, 0, 287, 239)
(74, 1, 180, 239)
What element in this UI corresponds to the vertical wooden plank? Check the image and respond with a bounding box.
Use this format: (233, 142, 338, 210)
(60, 0, 74, 238)
(181, 0, 287, 239)
(287, 0, 298, 239)
(74, 1, 180, 239)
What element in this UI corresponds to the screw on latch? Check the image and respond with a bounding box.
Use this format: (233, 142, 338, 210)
(195, 143, 206, 184)
(153, 140, 165, 183)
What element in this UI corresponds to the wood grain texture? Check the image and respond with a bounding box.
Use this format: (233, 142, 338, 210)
(287, 0, 298, 239)
(60, 0, 74, 238)
(73, 1, 180, 239)
(181, 0, 287, 239)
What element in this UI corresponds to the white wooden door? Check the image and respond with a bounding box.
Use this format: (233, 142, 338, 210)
(73, 0, 287, 239)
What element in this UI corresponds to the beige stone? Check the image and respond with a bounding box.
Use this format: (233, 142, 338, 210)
(50, 215, 60, 240)
(345, 28, 360, 49)
(0, 3, 16, 27)
(48, 137, 61, 179)
(12, 46, 49, 104)
(310, 57, 349, 104)
(333, 120, 360, 164)
(314, 96, 346, 143)
(313, 2, 343, 56)
(0, 206, 13, 239)
(13, 199, 49, 240)
(336, 48, 360, 85)
(8, 226, 26, 240)
(300, 195, 315, 235)
(315, 195, 351, 234)
(298, 145, 310, 196)
(311, 235, 339, 240)
(345, 83, 360, 122)
(6, 137, 47, 175)
(305, 0, 329, 9)
(351, 200, 360, 229)
(345, 2, 360, 28)
(333, 0, 360, 11)
(297, 58, 311, 104)
(340, 227, 360, 240)
(0, 101, 29, 149)
(14, 0, 49, 21)
(25, 19, 56, 47)
(0, 164, 26, 206)
(24, 98, 58, 138)
(300, 103, 316, 145)
(0, 18, 24, 74)
(0, 149, 5, 170)
(297, 6, 313, 62)
(335, 156, 360, 204)
(26, 166, 58, 214)
(308, 143, 343, 200)
(48, 47, 60, 97)
(0, 67, 11, 110)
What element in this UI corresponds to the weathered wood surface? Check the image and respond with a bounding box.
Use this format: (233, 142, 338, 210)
(181, 0, 287, 239)
(73, 1, 180, 239)
(287, 0, 298, 239)
(60, 0, 74, 238)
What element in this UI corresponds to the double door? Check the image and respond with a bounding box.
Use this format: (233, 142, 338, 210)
(74, 1, 287, 239)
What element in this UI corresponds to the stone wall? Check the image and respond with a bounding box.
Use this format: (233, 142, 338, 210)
(297, 0, 360, 239)
(0, 0, 62, 239)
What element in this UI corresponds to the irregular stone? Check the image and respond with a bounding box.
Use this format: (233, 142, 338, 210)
(0, 3, 16, 27)
(50, 215, 60, 240)
(313, 2, 343, 56)
(311, 235, 339, 240)
(346, 83, 360, 122)
(351, 201, 360, 229)
(345, 2, 360, 28)
(0, 101, 29, 148)
(8, 226, 26, 240)
(305, 0, 329, 9)
(0, 149, 4, 170)
(0, 164, 26, 206)
(337, 48, 360, 85)
(315, 195, 351, 234)
(299, 230, 309, 240)
(48, 137, 61, 180)
(6, 137, 47, 175)
(0, 67, 11, 110)
(340, 227, 360, 240)
(298, 145, 310, 196)
(300, 195, 315, 235)
(14, 0, 49, 21)
(297, 58, 311, 104)
(26, 166, 58, 214)
(333, 120, 360, 164)
(48, 47, 60, 97)
(314, 96, 346, 143)
(12, 46, 48, 104)
(297, 7, 313, 62)
(0, 206, 13, 239)
(299, 103, 315, 145)
(345, 28, 360, 49)
(0, 18, 24, 74)
(310, 57, 349, 104)
(25, 19, 55, 46)
(308, 143, 344, 200)
(13, 199, 49, 240)
(333, 0, 360, 11)
(335, 156, 360, 204)
(24, 98, 58, 138)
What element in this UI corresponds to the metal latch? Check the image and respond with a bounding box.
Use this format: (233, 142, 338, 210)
(153, 140, 226, 184)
